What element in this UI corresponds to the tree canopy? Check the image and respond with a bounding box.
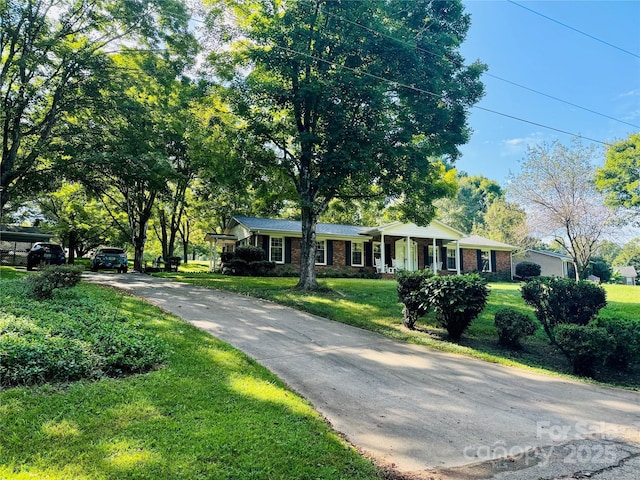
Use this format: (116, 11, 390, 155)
(595, 133, 640, 225)
(508, 140, 615, 280)
(204, 0, 485, 289)
(0, 0, 197, 214)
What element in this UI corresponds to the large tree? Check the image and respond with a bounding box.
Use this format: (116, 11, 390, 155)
(0, 0, 195, 214)
(595, 133, 640, 225)
(205, 0, 485, 289)
(508, 140, 616, 280)
(434, 173, 503, 233)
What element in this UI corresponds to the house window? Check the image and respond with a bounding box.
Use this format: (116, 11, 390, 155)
(270, 237, 284, 263)
(351, 241, 364, 267)
(315, 240, 326, 265)
(481, 249, 491, 272)
(447, 248, 457, 270)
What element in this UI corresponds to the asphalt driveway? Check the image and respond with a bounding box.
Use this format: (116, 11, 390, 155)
(85, 272, 640, 480)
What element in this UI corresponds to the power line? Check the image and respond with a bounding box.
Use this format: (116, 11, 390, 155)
(508, 0, 640, 60)
(320, 7, 639, 130)
(273, 44, 611, 147)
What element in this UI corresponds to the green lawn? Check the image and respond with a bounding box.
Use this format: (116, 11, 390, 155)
(0, 268, 384, 480)
(154, 270, 640, 389)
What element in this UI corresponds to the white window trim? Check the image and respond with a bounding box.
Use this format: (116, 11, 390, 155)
(315, 239, 327, 265)
(351, 241, 364, 267)
(481, 249, 491, 272)
(270, 236, 285, 264)
(446, 247, 457, 271)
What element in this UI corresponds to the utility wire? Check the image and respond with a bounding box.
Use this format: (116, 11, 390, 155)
(320, 7, 640, 129)
(508, 0, 640, 59)
(273, 44, 611, 147)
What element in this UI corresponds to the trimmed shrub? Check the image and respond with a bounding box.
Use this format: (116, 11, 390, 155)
(521, 277, 607, 343)
(24, 265, 83, 299)
(494, 308, 537, 348)
(423, 273, 489, 340)
(396, 270, 433, 329)
(515, 261, 541, 279)
(594, 318, 640, 371)
(235, 246, 266, 262)
(555, 324, 613, 377)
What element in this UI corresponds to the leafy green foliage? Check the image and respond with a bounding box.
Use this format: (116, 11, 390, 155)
(494, 308, 537, 348)
(396, 270, 433, 329)
(595, 133, 640, 216)
(554, 324, 613, 377)
(0, 280, 166, 388)
(24, 265, 83, 299)
(594, 317, 640, 371)
(207, 0, 485, 289)
(423, 274, 489, 340)
(521, 277, 607, 343)
(222, 246, 276, 276)
(515, 261, 541, 279)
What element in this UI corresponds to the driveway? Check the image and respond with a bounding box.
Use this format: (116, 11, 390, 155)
(85, 272, 640, 480)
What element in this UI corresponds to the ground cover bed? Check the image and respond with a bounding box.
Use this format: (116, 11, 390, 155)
(0, 267, 385, 480)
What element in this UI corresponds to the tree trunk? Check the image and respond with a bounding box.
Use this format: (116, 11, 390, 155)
(296, 205, 318, 290)
(67, 230, 77, 264)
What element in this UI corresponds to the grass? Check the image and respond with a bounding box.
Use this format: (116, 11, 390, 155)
(0, 269, 385, 480)
(153, 269, 640, 389)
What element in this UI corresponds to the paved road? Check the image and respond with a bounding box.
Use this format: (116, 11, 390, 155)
(85, 272, 640, 480)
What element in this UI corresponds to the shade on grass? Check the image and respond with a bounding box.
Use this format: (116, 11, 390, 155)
(0, 281, 383, 480)
(155, 271, 640, 388)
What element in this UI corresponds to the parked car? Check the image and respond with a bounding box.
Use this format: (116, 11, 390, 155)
(26, 242, 66, 270)
(90, 247, 128, 273)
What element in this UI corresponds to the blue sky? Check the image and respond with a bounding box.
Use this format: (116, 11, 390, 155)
(456, 0, 640, 185)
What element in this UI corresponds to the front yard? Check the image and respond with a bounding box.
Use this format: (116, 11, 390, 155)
(0, 267, 385, 480)
(153, 269, 640, 389)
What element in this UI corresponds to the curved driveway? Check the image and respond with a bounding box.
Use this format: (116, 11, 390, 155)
(85, 272, 640, 480)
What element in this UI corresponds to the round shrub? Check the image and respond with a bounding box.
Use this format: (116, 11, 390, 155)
(423, 273, 489, 340)
(24, 265, 84, 299)
(235, 245, 266, 262)
(396, 270, 433, 329)
(494, 308, 537, 348)
(594, 317, 640, 371)
(515, 261, 541, 279)
(555, 324, 613, 378)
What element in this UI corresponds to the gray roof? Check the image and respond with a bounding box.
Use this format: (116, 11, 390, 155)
(524, 249, 573, 261)
(230, 216, 371, 238)
(458, 235, 517, 250)
(0, 225, 53, 243)
(614, 266, 637, 278)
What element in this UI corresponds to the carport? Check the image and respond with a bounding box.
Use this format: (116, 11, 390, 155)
(0, 225, 54, 267)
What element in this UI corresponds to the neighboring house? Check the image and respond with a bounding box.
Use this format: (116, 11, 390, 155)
(219, 216, 517, 276)
(614, 266, 637, 286)
(512, 249, 575, 279)
(0, 225, 54, 267)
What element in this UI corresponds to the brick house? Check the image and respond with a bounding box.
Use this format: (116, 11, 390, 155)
(210, 216, 517, 276)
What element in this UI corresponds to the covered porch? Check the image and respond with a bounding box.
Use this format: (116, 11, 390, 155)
(363, 221, 465, 275)
(204, 233, 237, 272)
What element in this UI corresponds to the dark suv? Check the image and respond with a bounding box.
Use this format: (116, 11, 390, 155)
(90, 247, 128, 273)
(26, 242, 66, 270)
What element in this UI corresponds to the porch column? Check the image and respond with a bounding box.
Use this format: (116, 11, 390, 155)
(212, 238, 219, 273)
(456, 240, 461, 274)
(432, 238, 437, 274)
(208, 239, 214, 272)
(406, 235, 411, 271)
(380, 233, 385, 271)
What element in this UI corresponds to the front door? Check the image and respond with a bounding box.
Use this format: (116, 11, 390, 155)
(395, 239, 418, 271)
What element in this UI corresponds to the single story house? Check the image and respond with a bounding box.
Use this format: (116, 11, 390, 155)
(614, 266, 637, 286)
(212, 215, 516, 276)
(512, 249, 575, 279)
